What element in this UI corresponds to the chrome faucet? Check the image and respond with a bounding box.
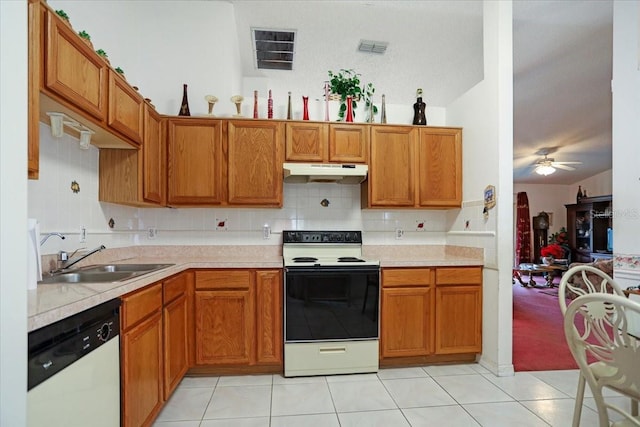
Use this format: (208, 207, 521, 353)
(40, 232, 65, 246)
(51, 245, 106, 274)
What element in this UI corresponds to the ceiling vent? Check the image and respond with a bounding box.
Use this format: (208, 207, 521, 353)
(358, 39, 388, 54)
(252, 28, 296, 71)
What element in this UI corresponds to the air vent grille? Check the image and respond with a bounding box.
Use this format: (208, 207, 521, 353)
(252, 28, 296, 71)
(358, 39, 388, 54)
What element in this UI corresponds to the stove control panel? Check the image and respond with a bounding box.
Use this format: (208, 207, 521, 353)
(283, 231, 362, 244)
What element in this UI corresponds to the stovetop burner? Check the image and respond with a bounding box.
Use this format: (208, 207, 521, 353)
(292, 257, 318, 263)
(338, 257, 365, 262)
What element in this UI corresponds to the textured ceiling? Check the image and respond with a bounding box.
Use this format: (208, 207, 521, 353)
(231, 0, 613, 185)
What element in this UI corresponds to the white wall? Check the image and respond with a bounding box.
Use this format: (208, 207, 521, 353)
(49, 0, 447, 126)
(611, 1, 640, 287)
(0, 1, 28, 425)
(446, 1, 513, 376)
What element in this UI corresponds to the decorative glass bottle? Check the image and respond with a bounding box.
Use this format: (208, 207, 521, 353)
(302, 96, 309, 120)
(412, 88, 426, 125)
(268, 90, 273, 119)
(287, 92, 292, 120)
(324, 81, 330, 121)
(576, 185, 583, 203)
(345, 96, 354, 122)
(253, 90, 259, 119)
(179, 84, 190, 116)
(380, 94, 387, 124)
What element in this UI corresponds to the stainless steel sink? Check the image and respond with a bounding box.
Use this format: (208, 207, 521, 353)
(38, 263, 174, 285)
(80, 263, 174, 273)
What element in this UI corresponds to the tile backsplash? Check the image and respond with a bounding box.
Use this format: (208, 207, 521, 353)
(29, 122, 455, 254)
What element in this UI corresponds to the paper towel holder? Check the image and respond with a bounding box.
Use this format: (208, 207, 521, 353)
(46, 112, 95, 149)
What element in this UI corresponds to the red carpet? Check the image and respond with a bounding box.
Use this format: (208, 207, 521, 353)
(512, 278, 578, 371)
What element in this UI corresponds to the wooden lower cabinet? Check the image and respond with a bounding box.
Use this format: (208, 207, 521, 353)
(121, 271, 193, 427)
(194, 269, 282, 367)
(380, 268, 433, 358)
(380, 266, 482, 364)
(121, 283, 164, 427)
(435, 267, 482, 354)
(163, 272, 192, 398)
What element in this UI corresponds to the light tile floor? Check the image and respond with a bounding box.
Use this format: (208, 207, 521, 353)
(153, 363, 633, 426)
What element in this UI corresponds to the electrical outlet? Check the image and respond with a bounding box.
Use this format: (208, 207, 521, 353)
(79, 226, 86, 243)
(395, 228, 404, 239)
(263, 224, 271, 239)
(148, 227, 157, 239)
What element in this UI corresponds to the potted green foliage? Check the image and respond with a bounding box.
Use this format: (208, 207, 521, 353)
(328, 69, 377, 121)
(78, 30, 93, 48)
(55, 9, 70, 23)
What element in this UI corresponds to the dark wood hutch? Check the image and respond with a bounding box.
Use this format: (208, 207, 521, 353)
(565, 195, 612, 263)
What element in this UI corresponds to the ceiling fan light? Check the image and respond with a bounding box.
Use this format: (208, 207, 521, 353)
(535, 165, 556, 176)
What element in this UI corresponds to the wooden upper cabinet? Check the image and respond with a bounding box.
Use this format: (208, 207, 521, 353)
(418, 128, 462, 207)
(367, 126, 418, 207)
(285, 122, 327, 162)
(329, 124, 368, 163)
(28, 0, 44, 179)
(142, 105, 165, 204)
(167, 118, 224, 205)
(285, 122, 367, 164)
(227, 120, 284, 206)
(44, 10, 107, 120)
(108, 70, 144, 145)
(98, 103, 165, 207)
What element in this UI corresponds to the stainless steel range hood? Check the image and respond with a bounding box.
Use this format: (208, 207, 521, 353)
(283, 163, 368, 184)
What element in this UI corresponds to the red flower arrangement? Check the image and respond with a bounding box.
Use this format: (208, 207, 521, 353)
(540, 243, 565, 259)
(540, 227, 569, 260)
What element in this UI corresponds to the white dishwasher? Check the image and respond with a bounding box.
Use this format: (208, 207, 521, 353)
(27, 298, 121, 427)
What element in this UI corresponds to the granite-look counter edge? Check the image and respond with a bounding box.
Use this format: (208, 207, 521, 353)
(29, 244, 484, 332)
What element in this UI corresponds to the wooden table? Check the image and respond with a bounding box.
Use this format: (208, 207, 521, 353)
(514, 263, 568, 287)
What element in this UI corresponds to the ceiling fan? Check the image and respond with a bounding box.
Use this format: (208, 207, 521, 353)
(533, 154, 581, 176)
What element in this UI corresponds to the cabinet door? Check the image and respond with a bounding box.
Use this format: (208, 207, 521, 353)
(435, 285, 482, 354)
(368, 126, 417, 207)
(163, 293, 188, 398)
(143, 105, 165, 204)
(28, 0, 44, 179)
(195, 288, 254, 365)
(381, 287, 433, 358)
(227, 120, 284, 206)
(108, 70, 144, 145)
(255, 270, 282, 365)
(44, 11, 106, 120)
(285, 122, 327, 162)
(417, 128, 462, 207)
(434, 266, 481, 354)
(167, 118, 224, 205)
(121, 311, 163, 427)
(329, 124, 368, 163)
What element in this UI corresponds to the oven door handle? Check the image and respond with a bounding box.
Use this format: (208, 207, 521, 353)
(285, 266, 380, 274)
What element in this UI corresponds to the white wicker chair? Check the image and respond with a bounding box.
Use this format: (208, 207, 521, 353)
(564, 293, 640, 427)
(558, 265, 631, 426)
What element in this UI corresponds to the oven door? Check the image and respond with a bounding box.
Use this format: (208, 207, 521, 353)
(284, 265, 379, 342)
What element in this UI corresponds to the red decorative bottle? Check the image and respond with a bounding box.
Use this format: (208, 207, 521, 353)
(302, 96, 309, 120)
(345, 96, 354, 122)
(268, 90, 273, 119)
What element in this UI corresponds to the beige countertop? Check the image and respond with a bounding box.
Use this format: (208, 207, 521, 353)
(29, 244, 483, 332)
